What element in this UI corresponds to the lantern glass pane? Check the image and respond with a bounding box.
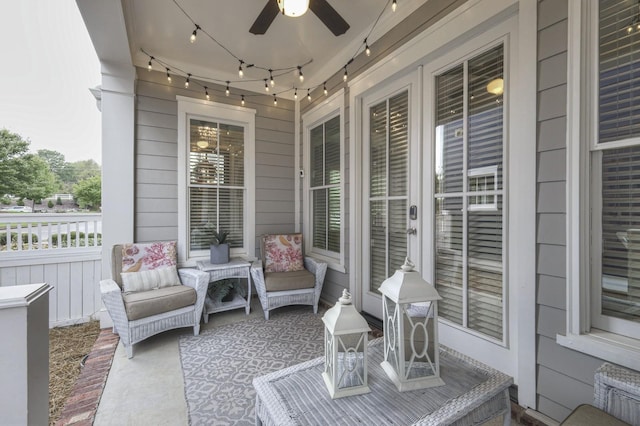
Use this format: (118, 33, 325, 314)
(336, 333, 366, 389)
(383, 297, 401, 370)
(403, 303, 437, 380)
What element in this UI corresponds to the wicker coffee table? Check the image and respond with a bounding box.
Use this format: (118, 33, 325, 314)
(253, 338, 513, 426)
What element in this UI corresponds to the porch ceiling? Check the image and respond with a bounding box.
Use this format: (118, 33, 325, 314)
(122, 0, 429, 98)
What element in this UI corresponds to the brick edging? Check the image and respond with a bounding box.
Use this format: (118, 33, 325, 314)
(55, 330, 119, 426)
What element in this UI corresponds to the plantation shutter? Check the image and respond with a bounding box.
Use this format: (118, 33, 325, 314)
(369, 91, 408, 293)
(310, 115, 341, 255)
(597, 2, 640, 323)
(434, 45, 505, 341)
(188, 119, 244, 253)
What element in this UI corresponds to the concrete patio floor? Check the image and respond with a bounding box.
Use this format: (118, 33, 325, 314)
(93, 298, 516, 426)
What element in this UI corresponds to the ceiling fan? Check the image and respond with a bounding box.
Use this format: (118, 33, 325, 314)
(249, 0, 350, 36)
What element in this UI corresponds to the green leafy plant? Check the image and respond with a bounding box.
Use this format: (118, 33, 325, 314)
(47, 200, 54, 208)
(56, 196, 62, 205)
(211, 230, 229, 246)
(0, 197, 10, 205)
(0, 232, 38, 246)
(207, 278, 247, 303)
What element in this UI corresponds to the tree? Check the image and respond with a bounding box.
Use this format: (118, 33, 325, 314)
(73, 175, 101, 210)
(0, 128, 30, 196)
(13, 155, 58, 207)
(37, 149, 66, 175)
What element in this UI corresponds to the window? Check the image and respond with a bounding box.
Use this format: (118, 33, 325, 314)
(303, 90, 345, 271)
(434, 44, 505, 342)
(562, 0, 640, 369)
(177, 97, 255, 265)
(310, 116, 341, 255)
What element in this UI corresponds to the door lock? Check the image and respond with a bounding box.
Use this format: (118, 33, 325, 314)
(406, 227, 417, 235)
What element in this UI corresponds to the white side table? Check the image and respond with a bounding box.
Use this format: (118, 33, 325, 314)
(196, 258, 252, 323)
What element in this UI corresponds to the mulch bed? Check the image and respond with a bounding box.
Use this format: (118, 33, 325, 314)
(49, 322, 101, 425)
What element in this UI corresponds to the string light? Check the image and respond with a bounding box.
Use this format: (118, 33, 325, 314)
(225, 81, 230, 96)
(147, 56, 154, 72)
(269, 69, 275, 87)
(238, 60, 244, 78)
(185, 73, 191, 88)
(307, 89, 311, 101)
(298, 66, 304, 82)
(323, 82, 328, 96)
(204, 86, 210, 101)
(294, 89, 298, 100)
(343, 66, 348, 82)
(166, 68, 172, 82)
(264, 79, 270, 92)
(273, 94, 277, 105)
(392, 0, 397, 12)
(241, 94, 245, 106)
(190, 24, 200, 43)
(365, 39, 371, 56)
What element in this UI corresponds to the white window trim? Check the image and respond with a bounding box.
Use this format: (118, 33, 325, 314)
(302, 89, 346, 273)
(559, 0, 640, 371)
(176, 96, 256, 267)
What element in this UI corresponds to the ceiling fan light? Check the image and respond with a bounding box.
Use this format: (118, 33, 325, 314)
(277, 0, 309, 17)
(486, 78, 504, 95)
(196, 140, 209, 149)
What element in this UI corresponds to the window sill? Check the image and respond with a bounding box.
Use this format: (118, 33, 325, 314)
(308, 253, 346, 274)
(557, 331, 640, 371)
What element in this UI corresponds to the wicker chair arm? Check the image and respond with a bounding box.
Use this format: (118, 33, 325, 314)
(251, 260, 269, 310)
(178, 268, 209, 320)
(304, 257, 327, 305)
(100, 279, 130, 345)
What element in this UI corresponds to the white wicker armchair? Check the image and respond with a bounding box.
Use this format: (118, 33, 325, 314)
(100, 243, 209, 358)
(250, 234, 327, 320)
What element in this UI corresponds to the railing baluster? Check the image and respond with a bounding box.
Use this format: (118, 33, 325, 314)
(16, 224, 22, 251)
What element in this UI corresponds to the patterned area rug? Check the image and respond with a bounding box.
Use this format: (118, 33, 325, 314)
(179, 307, 325, 425)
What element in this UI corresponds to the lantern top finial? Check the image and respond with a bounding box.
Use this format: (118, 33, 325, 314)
(338, 289, 352, 305)
(401, 257, 415, 272)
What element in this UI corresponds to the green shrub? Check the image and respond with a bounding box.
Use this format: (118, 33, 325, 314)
(17, 199, 24, 206)
(0, 232, 39, 245)
(0, 197, 10, 205)
(48, 200, 54, 208)
(56, 197, 62, 205)
(51, 232, 102, 247)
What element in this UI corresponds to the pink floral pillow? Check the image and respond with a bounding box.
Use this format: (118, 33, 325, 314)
(264, 234, 304, 273)
(122, 241, 177, 273)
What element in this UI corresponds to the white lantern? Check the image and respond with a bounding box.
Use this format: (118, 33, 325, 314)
(379, 258, 445, 392)
(322, 289, 371, 399)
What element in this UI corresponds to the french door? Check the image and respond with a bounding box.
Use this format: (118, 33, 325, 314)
(362, 74, 420, 317)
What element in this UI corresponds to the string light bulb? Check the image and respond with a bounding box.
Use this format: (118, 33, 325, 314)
(365, 39, 371, 56)
(294, 89, 298, 100)
(269, 69, 275, 87)
(307, 89, 311, 101)
(238, 60, 244, 78)
(166, 68, 172, 83)
(204, 86, 210, 101)
(273, 94, 277, 106)
(392, 0, 397, 12)
(343, 66, 348, 82)
(185, 73, 191, 88)
(323, 82, 328, 96)
(241, 95, 245, 106)
(147, 56, 154, 72)
(298, 66, 304, 82)
(225, 81, 230, 96)
(264, 79, 270, 92)
(190, 25, 200, 43)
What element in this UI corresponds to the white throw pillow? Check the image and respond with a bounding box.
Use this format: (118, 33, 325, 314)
(121, 265, 181, 292)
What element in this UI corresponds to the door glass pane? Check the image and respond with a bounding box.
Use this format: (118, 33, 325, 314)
(370, 101, 388, 197)
(601, 146, 640, 321)
(435, 197, 463, 325)
(370, 200, 387, 293)
(389, 199, 408, 272)
(468, 45, 504, 190)
(468, 196, 503, 339)
(435, 65, 464, 194)
(389, 92, 409, 197)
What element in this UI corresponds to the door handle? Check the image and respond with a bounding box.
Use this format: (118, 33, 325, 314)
(406, 227, 417, 235)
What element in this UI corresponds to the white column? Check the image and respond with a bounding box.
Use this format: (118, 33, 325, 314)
(99, 61, 136, 327)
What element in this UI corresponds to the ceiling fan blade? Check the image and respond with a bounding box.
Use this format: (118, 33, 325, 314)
(249, 1, 280, 35)
(309, 0, 350, 36)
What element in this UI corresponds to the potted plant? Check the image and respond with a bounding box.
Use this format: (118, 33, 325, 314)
(210, 229, 230, 264)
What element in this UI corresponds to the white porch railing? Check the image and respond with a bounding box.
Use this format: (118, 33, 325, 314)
(0, 213, 103, 327)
